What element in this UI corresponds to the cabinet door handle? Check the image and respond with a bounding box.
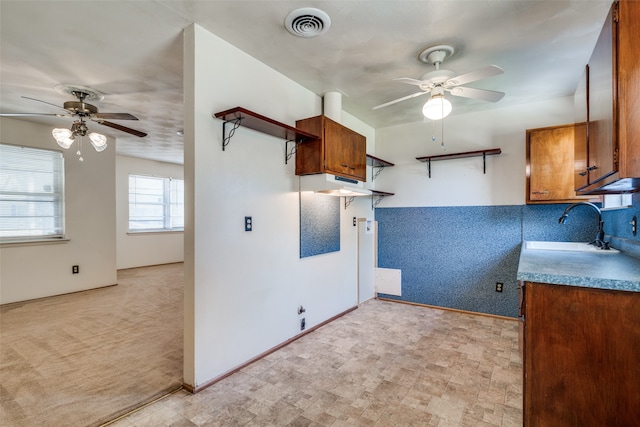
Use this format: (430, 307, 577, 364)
(349, 166, 355, 170)
(531, 191, 549, 195)
(587, 165, 598, 171)
(341, 163, 348, 167)
(579, 171, 588, 176)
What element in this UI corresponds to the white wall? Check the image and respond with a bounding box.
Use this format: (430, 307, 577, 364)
(0, 118, 117, 304)
(183, 24, 373, 388)
(115, 155, 184, 269)
(374, 96, 576, 207)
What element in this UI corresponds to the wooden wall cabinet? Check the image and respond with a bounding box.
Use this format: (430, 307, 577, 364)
(521, 281, 640, 426)
(526, 124, 599, 204)
(577, 0, 640, 194)
(295, 115, 367, 181)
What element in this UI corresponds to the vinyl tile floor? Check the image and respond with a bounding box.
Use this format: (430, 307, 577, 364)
(109, 298, 522, 426)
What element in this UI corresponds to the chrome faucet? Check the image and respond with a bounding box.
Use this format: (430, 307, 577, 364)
(558, 202, 609, 249)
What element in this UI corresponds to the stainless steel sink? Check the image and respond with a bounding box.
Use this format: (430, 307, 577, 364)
(525, 241, 619, 253)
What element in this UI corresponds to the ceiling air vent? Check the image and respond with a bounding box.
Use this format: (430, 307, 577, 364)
(284, 7, 331, 38)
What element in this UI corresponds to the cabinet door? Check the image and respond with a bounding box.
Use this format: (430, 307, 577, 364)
(617, 0, 640, 178)
(527, 125, 596, 203)
(587, 5, 616, 184)
(323, 118, 366, 181)
(574, 66, 589, 190)
(524, 282, 640, 426)
(344, 126, 366, 181)
(323, 118, 351, 176)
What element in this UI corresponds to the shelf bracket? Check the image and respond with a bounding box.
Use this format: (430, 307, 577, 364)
(371, 194, 386, 210)
(344, 196, 356, 210)
(372, 165, 386, 181)
(285, 139, 299, 165)
(222, 117, 243, 151)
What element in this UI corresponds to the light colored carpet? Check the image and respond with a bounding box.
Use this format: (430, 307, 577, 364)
(110, 299, 522, 426)
(0, 263, 184, 427)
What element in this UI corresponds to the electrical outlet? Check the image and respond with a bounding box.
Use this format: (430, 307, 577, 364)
(72, 265, 79, 274)
(300, 318, 306, 331)
(496, 282, 503, 292)
(245, 216, 252, 231)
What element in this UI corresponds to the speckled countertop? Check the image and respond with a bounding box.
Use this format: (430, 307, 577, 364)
(517, 242, 640, 292)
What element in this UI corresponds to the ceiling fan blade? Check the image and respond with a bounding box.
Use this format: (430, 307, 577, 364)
(0, 113, 64, 117)
(96, 120, 147, 137)
(22, 96, 69, 113)
(373, 90, 431, 110)
(393, 77, 429, 86)
(94, 112, 139, 120)
(448, 86, 505, 102)
(444, 65, 504, 87)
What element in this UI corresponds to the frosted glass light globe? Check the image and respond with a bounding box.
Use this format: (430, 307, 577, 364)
(52, 128, 74, 149)
(422, 95, 452, 120)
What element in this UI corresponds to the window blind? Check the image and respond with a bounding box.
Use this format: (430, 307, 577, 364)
(129, 174, 184, 231)
(0, 144, 65, 240)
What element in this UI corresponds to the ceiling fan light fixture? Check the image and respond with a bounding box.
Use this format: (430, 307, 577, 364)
(70, 120, 89, 137)
(89, 132, 107, 152)
(52, 128, 74, 149)
(422, 93, 452, 121)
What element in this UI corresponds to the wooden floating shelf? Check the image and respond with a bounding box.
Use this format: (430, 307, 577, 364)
(416, 148, 501, 162)
(366, 154, 395, 168)
(370, 190, 395, 196)
(416, 148, 501, 178)
(214, 106, 320, 163)
(365, 155, 395, 207)
(214, 107, 320, 142)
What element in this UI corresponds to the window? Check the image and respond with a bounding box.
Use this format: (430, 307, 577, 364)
(602, 194, 633, 210)
(128, 174, 184, 232)
(0, 144, 65, 241)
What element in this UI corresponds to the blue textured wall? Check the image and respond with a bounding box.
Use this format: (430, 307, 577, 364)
(377, 204, 600, 318)
(300, 193, 340, 258)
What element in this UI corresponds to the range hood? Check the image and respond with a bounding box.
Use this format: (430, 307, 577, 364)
(300, 173, 371, 196)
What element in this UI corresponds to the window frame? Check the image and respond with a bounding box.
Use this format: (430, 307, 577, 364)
(128, 174, 184, 233)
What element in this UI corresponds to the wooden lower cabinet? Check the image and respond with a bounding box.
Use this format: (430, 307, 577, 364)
(521, 281, 640, 426)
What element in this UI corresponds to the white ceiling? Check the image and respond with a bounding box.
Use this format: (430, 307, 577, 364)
(0, 1, 613, 165)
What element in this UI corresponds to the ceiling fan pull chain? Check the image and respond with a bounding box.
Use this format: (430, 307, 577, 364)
(431, 119, 437, 143)
(77, 137, 84, 162)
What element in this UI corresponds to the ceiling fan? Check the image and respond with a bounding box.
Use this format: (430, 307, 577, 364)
(0, 84, 147, 137)
(373, 45, 505, 120)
